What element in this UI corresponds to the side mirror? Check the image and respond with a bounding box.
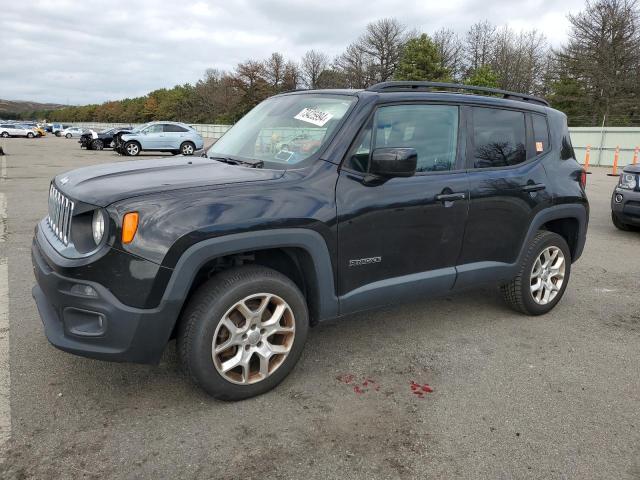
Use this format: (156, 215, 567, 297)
(369, 148, 417, 178)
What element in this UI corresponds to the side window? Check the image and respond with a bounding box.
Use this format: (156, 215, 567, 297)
(143, 124, 163, 134)
(472, 108, 526, 168)
(164, 124, 188, 132)
(532, 114, 550, 155)
(347, 104, 459, 173)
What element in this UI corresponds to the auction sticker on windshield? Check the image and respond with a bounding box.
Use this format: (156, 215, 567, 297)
(294, 108, 333, 127)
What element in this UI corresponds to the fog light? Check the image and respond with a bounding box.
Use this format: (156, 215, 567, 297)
(615, 193, 624, 203)
(70, 284, 98, 297)
(63, 308, 106, 337)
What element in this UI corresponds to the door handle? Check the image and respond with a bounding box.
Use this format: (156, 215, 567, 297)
(435, 192, 466, 202)
(521, 183, 546, 192)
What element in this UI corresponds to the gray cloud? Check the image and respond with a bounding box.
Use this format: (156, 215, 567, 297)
(0, 0, 585, 105)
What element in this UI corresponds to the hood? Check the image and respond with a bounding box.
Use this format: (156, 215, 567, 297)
(54, 157, 285, 207)
(623, 163, 640, 174)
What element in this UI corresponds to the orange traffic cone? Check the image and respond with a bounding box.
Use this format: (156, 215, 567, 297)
(633, 146, 638, 165)
(607, 146, 620, 176)
(583, 145, 592, 174)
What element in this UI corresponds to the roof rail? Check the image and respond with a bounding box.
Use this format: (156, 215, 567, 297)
(366, 81, 550, 107)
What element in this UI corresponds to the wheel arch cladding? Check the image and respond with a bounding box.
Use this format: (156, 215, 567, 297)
(163, 229, 339, 327)
(525, 204, 588, 263)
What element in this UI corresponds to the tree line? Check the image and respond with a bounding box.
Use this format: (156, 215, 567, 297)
(21, 0, 640, 127)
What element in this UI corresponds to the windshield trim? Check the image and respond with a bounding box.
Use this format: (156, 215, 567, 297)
(206, 92, 359, 170)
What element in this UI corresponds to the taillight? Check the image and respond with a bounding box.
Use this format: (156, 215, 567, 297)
(579, 169, 587, 189)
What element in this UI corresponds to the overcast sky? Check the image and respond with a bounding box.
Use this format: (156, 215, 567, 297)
(0, 0, 586, 105)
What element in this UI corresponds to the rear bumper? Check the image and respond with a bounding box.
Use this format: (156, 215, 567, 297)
(612, 188, 640, 225)
(31, 236, 181, 364)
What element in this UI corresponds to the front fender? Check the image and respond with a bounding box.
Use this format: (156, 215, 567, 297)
(161, 228, 339, 321)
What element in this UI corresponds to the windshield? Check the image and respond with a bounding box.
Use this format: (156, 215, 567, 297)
(206, 94, 356, 168)
(131, 122, 153, 133)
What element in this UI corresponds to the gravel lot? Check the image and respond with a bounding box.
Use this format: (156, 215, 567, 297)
(0, 136, 638, 479)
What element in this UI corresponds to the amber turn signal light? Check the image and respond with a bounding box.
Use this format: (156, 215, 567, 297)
(122, 212, 139, 244)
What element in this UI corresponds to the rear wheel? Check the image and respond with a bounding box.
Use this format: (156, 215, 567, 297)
(612, 212, 633, 231)
(180, 141, 195, 156)
(65, 133, 71, 139)
(124, 141, 140, 156)
(0, 132, 8, 138)
(177, 265, 309, 400)
(501, 231, 571, 315)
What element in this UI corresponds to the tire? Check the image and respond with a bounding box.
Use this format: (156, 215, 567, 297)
(91, 139, 104, 150)
(612, 212, 632, 231)
(501, 231, 571, 315)
(65, 133, 72, 139)
(0, 132, 8, 138)
(27, 132, 34, 138)
(177, 265, 309, 400)
(55, 132, 61, 137)
(124, 141, 140, 156)
(180, 141, 195, 156)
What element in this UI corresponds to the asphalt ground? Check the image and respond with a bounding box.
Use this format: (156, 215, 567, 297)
(0, 135, 638, 479)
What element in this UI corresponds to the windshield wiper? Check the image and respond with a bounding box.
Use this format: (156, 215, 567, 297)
(207, 156, 264, 169)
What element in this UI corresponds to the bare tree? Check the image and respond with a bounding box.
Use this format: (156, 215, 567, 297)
(264, 52, 286, 91)
(334, 42, 374, 88)
(301, 50, 329, 88)
(464, 21, 496, 73)
(358, 18, 407, 82)
(433, 28, 463, 81)
(282, 60, 302, 91)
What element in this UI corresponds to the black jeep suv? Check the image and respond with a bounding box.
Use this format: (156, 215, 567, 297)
(32, 82, 589, 400)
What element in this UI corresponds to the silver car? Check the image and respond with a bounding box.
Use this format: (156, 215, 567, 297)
(0, 123, 36, 138)
(116, 121, 204, 156)
(59, 127, 85, 139)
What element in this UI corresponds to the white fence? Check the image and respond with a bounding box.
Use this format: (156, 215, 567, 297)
(68, 122, 640, 166)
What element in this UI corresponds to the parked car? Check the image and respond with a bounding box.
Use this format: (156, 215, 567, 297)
(79, 127, 133, 150)
(31, 82, 588, 400)
(0, 123, 36, 138)
(611, 163, 640, 230)
(113, 121, 203, 156)
(59, 127, 85, 138)
(51, 124, 66, 135)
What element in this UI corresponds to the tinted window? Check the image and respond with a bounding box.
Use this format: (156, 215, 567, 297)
(348, 104, 458, 173)
(164, 124, 188, 132)
(472, 108, 526, 168)
(532, 114, 549, 154)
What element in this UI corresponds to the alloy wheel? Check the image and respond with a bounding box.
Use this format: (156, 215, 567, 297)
(182, 143, 194, 155)
(126, 143, 139, 156)
(212, 293, 296, 385)
(530, 246, 565, 305)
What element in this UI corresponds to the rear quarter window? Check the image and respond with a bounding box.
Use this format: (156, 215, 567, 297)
(532, 114, 550, 155)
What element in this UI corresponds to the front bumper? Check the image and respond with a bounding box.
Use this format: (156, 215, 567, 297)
(31, 234, 181, 364)
(612, 187, 640, 225)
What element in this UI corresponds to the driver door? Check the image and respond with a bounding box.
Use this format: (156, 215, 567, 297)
(336, 103, 469, 313)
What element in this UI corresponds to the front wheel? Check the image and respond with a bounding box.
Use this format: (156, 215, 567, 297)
(124, 141, 140, 156)
(501, 231, 571, 315)
(27, 132, 34, 138)
(91, 139, 104, 150)
(177, 265, 309, 400)
(1, 132, 8, 138)
(65, 133, 71, 139)
(180, 141, 195, 156)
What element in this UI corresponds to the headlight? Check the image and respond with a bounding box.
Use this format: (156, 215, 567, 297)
(619, 173, 638, 190)
(91, 209, 106, 245)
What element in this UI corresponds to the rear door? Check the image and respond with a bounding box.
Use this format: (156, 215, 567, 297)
(163, 124, 188, 149)
(336, 102, 469, 313)
(455, 105, 552, 287)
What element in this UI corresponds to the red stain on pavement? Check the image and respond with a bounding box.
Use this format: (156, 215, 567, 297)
(410, 381, 434, 398)
(337, 374, 380, 395)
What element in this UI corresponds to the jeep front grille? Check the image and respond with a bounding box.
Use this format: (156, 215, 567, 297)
(47, 184, 75, 245)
